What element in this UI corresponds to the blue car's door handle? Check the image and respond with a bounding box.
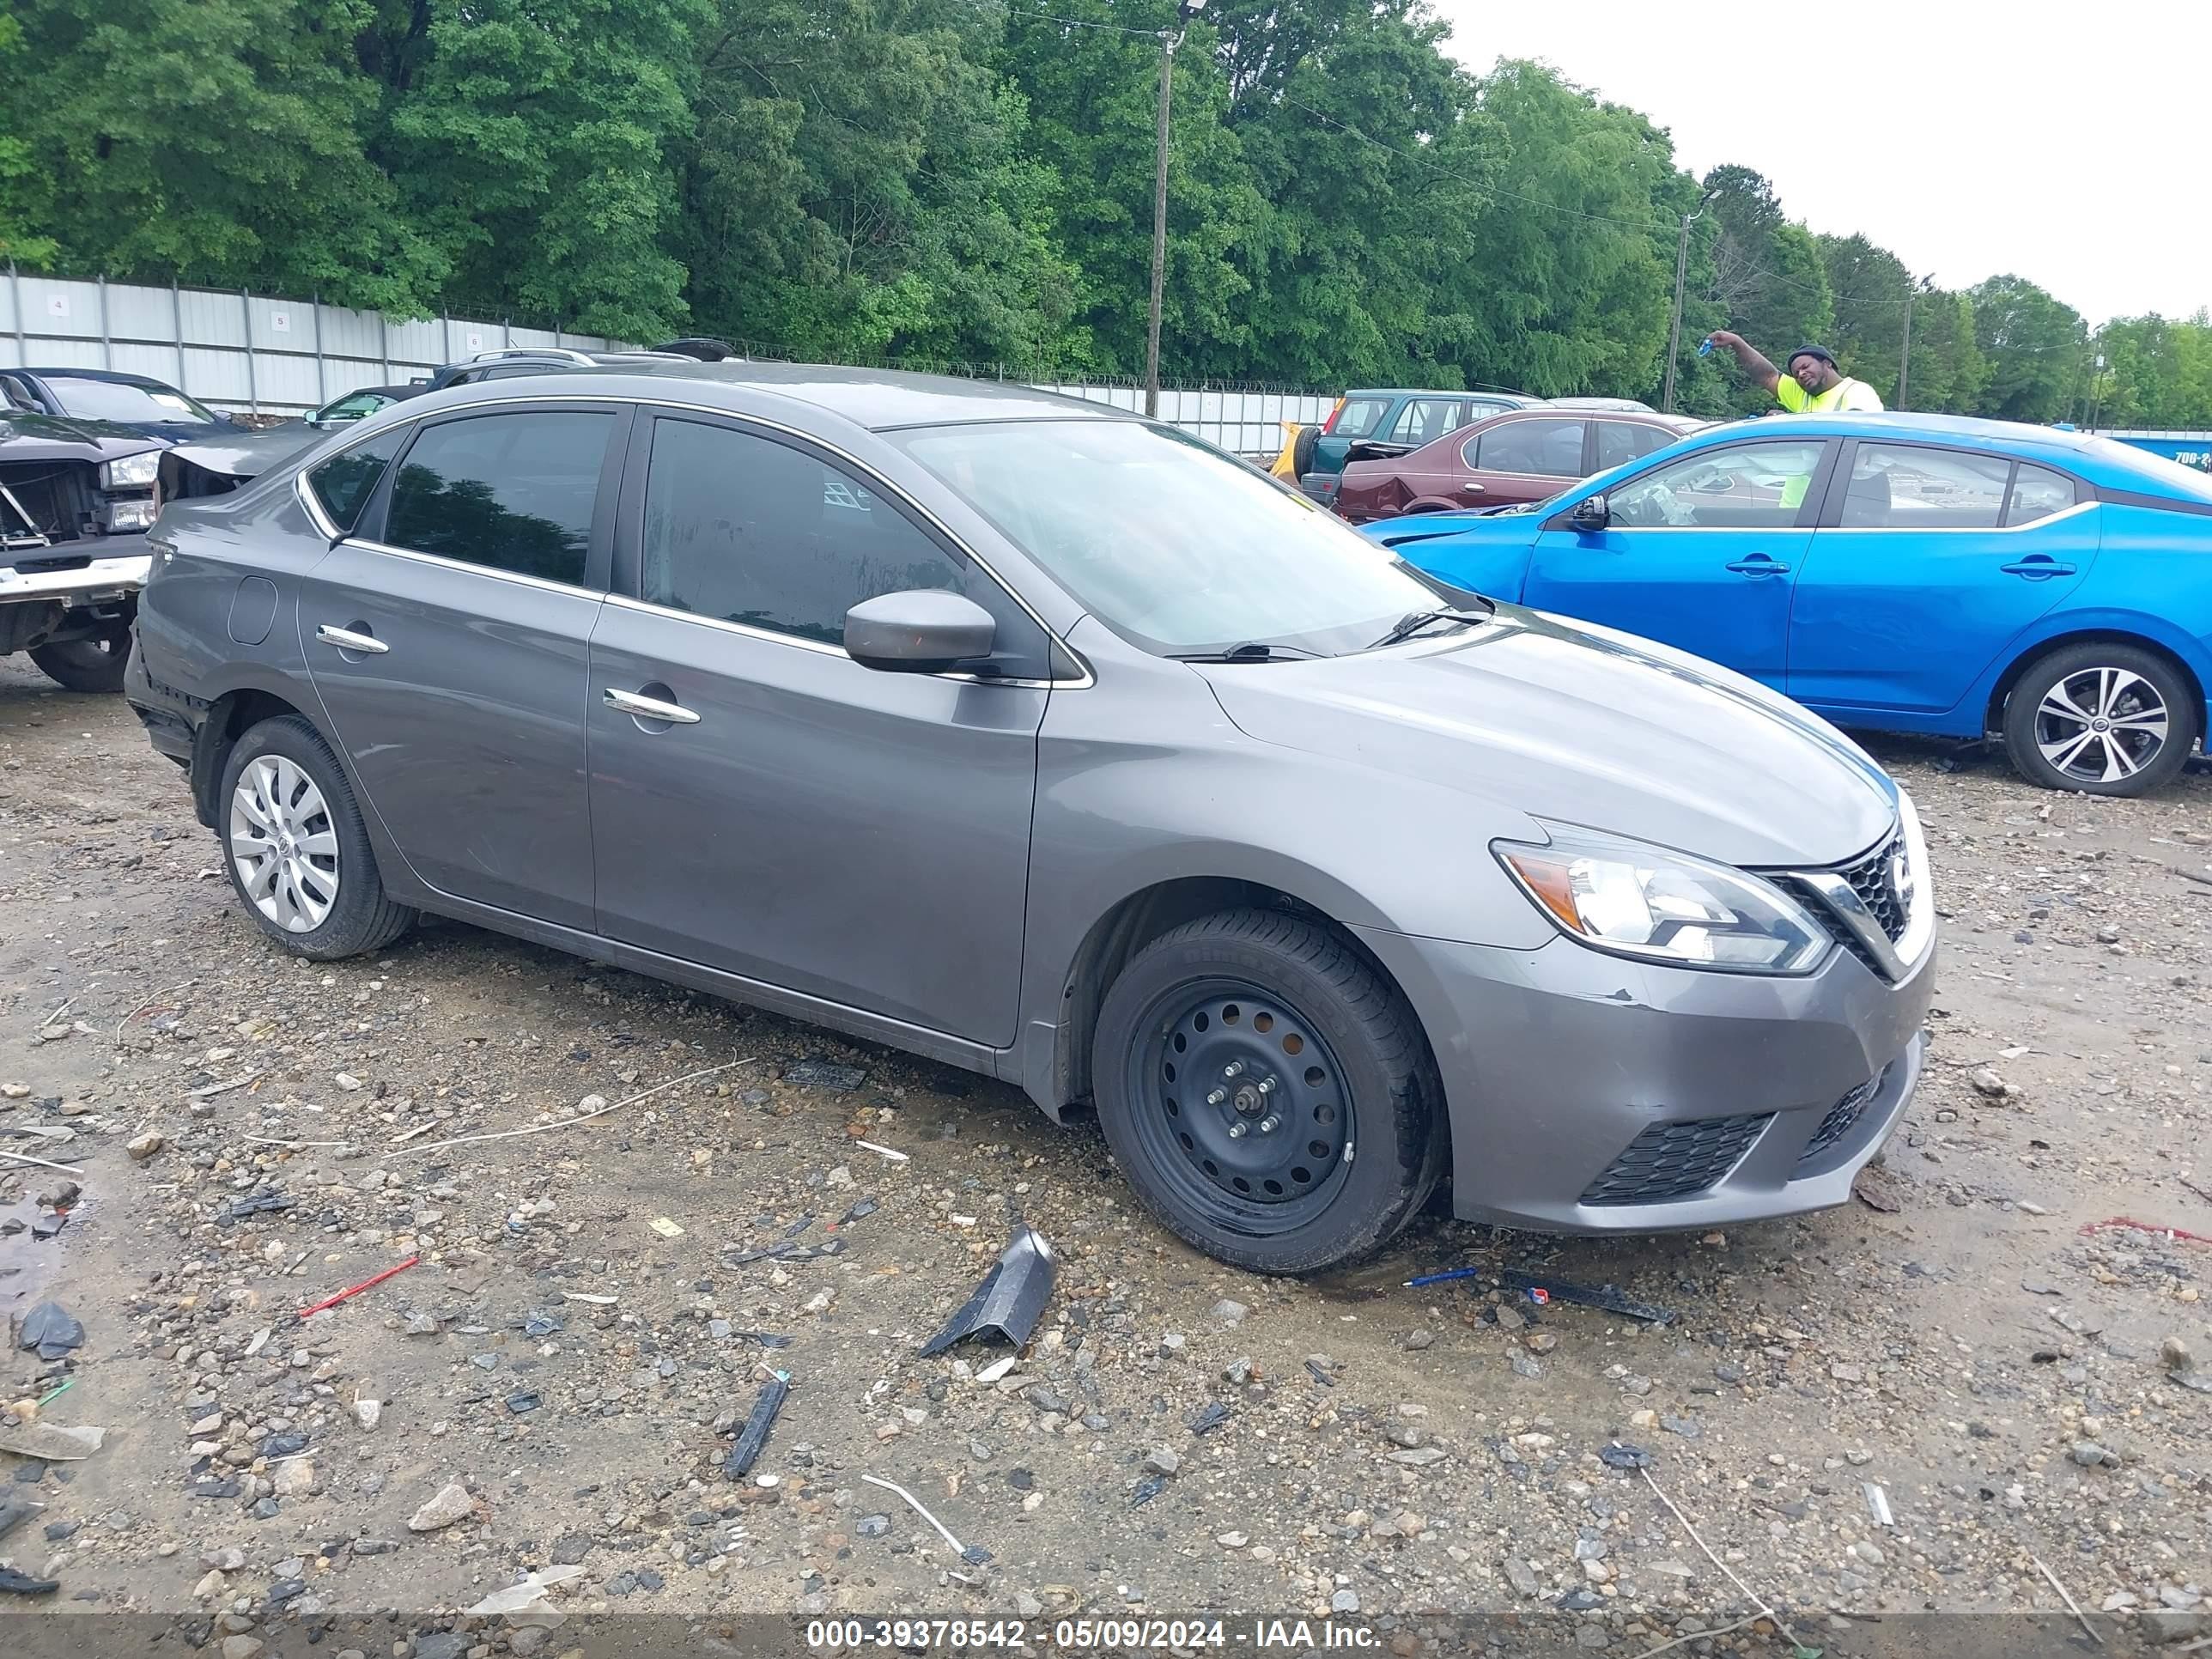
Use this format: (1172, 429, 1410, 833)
(1724, 556, 1790, 576)
(2001, 557, 2076, 578)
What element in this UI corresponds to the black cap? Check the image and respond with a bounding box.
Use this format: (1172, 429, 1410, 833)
(1787, 344, 1838, 368)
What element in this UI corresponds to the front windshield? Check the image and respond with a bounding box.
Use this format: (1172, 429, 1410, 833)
(46, 376, 220, 425)
(895, 419, 1449, 656)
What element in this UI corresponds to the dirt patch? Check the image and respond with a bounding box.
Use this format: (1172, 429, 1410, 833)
(1, 659, 2208, 1653)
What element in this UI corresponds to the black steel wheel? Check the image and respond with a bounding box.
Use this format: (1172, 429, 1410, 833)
(1092, 908, 1443, 1274)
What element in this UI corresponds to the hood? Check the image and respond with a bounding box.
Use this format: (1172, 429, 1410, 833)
(1196, 605, 1898, 869)
(0, 410, 169, 465)
(161, 424, 322, 482)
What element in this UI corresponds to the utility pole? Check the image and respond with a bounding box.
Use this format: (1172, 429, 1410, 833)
(1146, 0, 1204, 419)
(1896, 280, 1917, 411)
(1661, 210, 1700, 414)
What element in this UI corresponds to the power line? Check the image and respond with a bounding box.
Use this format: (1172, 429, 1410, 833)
(999, 3, 1167, 38)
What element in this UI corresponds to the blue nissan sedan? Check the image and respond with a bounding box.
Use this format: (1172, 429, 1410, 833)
(1364, 413, 2212, 795)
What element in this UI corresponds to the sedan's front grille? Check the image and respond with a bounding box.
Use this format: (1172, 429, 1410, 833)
(1580, 1113, 1772, 1206)
(1796, 1074, 1881, 1170)
(1778, 828, 1909, 973)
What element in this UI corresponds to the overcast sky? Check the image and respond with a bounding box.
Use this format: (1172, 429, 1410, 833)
(1429, 1, 2209, 328)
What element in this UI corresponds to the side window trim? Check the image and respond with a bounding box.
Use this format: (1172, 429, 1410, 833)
(612, 408, 1086, 685)
(351, 400, 630, 594)
(1814, 438, 2087, 532)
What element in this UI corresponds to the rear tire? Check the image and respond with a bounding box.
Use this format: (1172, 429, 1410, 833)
(2001, 642, 2198, 797)
(219, 715, 416, 960)
(1091, 908, 1443, 1275)
(29, 633, 130, 693)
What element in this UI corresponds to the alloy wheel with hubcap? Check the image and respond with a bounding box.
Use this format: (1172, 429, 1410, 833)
(2004, 641, 2198, 798)
(1130, 979, 1353, 1235)
(2032, 665, 2168, 786)
(229, 755, 341, 932)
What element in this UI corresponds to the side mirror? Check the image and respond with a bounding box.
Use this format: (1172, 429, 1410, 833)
(844, 590, 996, 674)
(1566, 493, 1610, 532)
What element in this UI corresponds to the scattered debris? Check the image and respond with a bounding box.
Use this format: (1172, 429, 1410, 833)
(1188, 1401, 1232, 1436)
(407, 1481, 480, 1532)
(2079, 1217, 2211, 1247)
(187, 1073, 262, 1100)
(784, 1060, 867, 1092)
(0, 1567, 59, 1596)
(852, 1139, 909, 1163)
(297, 1255, 419, 1320)
(0, 1422, 105, 1461)
(465, 1565, 585, 1616)
(861, 1473, 988, 1565)
(1863, 1482, 1893, 1528)
(0, 1149, 83, 1178)
(17, 1302, 84, 1360)
(1498, 1269, 1674, 1325)
(2033, 1556, 2104, 1647)
(723, 1372, 791, 1480)
(919, 1224, 1055, 1357)
(1853, 1164, 1906, 1212)
(648, 1217, 685, 1239)
(384, 1059, 754, 1160)
(1598, 1442, 1653, 1470)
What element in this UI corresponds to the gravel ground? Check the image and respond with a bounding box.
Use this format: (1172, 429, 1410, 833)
(2, 655, 2209, 1656)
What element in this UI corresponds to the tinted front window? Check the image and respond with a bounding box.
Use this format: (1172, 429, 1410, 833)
(1608, 440, 1826, 528)
(2008, 465, 2077, 525)
(385, 410, 613, 585)
(1595, 421, 1673, 471)
(1844, 443, 2008, 529)
(45, 375, 220, 425)
(1475, 418, 1584, 476)
(896, 419, 1452, 659)
(640, 418, 1049, 673)
(307, 429, 407, 535)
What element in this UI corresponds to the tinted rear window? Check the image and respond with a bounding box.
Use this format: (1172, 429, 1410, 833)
(385, 410, 614, 586)
(307, 429, 406, 535)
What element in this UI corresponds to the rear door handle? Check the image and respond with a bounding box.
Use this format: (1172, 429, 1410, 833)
(1457, 482, 1486, 495)
(315, 623, 388, 654)
(2001, 558, 2075, 578)
(605, 686, 701, 726)
(1723, 556, 1790, 576)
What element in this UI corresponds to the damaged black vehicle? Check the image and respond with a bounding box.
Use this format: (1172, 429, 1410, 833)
(0, 410, 162, 690)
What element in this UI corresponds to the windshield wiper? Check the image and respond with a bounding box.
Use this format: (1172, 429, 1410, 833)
(1367, 605, 1491, 651)
(1165, 641, 1323, 664)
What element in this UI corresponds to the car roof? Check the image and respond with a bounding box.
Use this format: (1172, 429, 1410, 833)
(1704, 410, 2094, 452)
(1344, 387, 1541, 402)
(16, 366, 182, 387)
(574, 359, 1125, 430)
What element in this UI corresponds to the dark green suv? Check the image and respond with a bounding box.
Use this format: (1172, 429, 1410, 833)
(1295, 388, 1546, 507)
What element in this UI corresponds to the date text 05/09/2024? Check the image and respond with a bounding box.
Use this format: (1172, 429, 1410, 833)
(804, 1618, 1377, 1650)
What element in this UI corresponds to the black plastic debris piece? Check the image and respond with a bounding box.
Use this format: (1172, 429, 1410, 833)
(1188, 1401, 1232, 1437)
(505, 1390, 542, 1414)
(18, 1303, 84, 1362)
(521, 1310, 565, 1339)
(782, 1214, 816, 1239)
(782, 1060, 866, 1093)
(1130, 1476, 1165, 1508)
(723, 1242, 797, 1267)
(0, 1498, 39, 1542)
(0, 1566, 59, 1596)
(838, 1198, 878, 1226)
(1597, 1442, 1653, 1470)
(28, 1212, 66, 1242)
(259, 1433, 308, 1459)
(1304, 1359, 1336, 1389)
(723, 1372, 791, 1480)
(190, 1477, 242, 1500)
(218, 1192, 295, 1223)
(1496, 1269, 1675, 1327)
(730, 1331, 793, 1349)
(919, 1225, 1055, 1358)
(1556, 1589, 1603, 1612)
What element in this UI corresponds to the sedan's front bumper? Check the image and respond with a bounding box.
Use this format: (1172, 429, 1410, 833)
(1353, 924, 1935, 1233)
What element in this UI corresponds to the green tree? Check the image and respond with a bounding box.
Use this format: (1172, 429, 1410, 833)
(1696, 166, 1833, 415)
(679, 0, 1079, 368)
(1969, 274, 2084, 424)
(1, 0, 443, 308)
(380, 0, 708, 339)
(0, 11, 58, 267)
(1818, 233, 1911, 403)
(1897, 287, 1985, 415)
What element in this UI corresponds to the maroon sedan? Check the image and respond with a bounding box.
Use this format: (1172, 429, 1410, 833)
(1333, 407, 1701, 524)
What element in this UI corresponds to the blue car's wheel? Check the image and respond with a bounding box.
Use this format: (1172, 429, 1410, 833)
(2003, 642, 2198, 797)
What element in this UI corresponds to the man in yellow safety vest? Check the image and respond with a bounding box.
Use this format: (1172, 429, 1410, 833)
(1705, 333, 1884, 414)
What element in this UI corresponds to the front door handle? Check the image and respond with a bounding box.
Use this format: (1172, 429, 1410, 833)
(315, 623, 388, 654)
(2001, 557, 2076, 579)
(605, 686, 701, 726)
(1723, 556, 1791, 576)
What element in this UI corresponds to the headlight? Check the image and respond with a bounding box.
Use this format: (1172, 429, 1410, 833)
(1495, 826, 1829, 975)
(106, 499, 158, 531)
(102, 453, 161, 489)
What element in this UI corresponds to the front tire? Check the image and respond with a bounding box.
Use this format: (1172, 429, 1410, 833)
(2002, 642, 2199, 796)
(29, 633, 130, 692)
(1092, 908, 1443, 1275)
(219, 715, 416, 959)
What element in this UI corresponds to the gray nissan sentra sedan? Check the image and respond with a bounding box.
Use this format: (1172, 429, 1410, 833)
(125, 362, 1936, 1274)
